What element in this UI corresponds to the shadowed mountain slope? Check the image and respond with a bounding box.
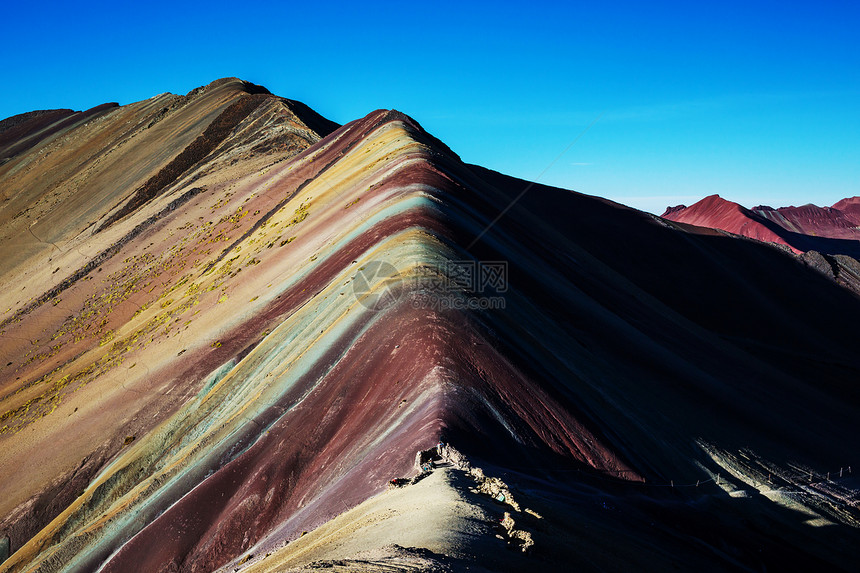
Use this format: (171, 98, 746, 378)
(1, 80, 859, 572)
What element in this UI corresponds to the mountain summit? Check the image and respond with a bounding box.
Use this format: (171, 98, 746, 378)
(1, 80, 859, 572)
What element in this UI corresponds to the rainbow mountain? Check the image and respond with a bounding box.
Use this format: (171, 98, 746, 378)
(1, 79, 859, 572)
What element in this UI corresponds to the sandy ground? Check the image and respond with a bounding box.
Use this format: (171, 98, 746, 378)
(235, 466, 534, 573)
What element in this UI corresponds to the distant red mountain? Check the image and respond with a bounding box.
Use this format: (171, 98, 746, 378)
(662, 194, 860, 255)
(832, 196, 860, 224)
(661, 194, 793, 250)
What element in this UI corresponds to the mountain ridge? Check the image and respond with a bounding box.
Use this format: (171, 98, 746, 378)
(1, 79, 859, 572)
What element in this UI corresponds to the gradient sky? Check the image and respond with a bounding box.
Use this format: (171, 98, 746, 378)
(2, 0, 857, 214)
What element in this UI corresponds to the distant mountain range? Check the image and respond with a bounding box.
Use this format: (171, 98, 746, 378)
(1, 79, 859, 572)
(663, 194, 860, 252)
(663, 194, 860, 294)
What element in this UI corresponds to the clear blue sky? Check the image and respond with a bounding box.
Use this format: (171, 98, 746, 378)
(2, 1, 857, 214)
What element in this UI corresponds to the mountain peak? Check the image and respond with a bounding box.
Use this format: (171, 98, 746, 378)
(191, 76, 272, 96)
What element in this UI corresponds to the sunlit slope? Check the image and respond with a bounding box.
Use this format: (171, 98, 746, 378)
(0, 94, 631, 571)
